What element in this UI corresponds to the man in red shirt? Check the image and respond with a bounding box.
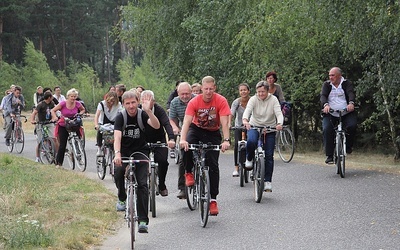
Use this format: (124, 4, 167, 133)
(179, 76, 231, 215)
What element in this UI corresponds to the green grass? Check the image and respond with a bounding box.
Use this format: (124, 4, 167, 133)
(0, 154, 119, 250)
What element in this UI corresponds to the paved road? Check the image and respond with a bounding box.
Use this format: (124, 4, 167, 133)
(1, 130, 399, 249)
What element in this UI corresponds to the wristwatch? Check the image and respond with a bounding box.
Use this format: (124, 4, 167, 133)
(115, 150, 121, 154)
(224, 138, 231, 143)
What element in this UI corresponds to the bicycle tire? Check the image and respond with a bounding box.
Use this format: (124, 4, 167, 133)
(65, 143, 75, 170)
(15, 127, 24, 153)
(39, 138, 56, 164)
(75, 139, 87, 172)
(174, 136, 180, 165)
(277, 128, 294, 163)
(185, 165, 198, 211)
(128, 185, 136, 250)
(7, 127, 15, 152)
(254, 156, 265, 203)
(108, 151, 115, 182)
(337, 135, 345, 178)
(239, 148, 246, 187)
(150, 166, 157, 218)
(96, 156, 106, 180)
(199, 168, 210, 227)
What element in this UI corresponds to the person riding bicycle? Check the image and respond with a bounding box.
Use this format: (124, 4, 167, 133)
(179, 76, 231, 215)
(51, 88, 86, 168)
(242, 81, 283, 192)
(113, 90, 160, 233)
(94, 91, 122, 156)
(140, 90, 175, 197)
(30, 91, 58, 162)
(321, 67, 357, 164)
(3, 85, 25, 146)
(229, 83, 251, 177)
(168, 82, 195, 199)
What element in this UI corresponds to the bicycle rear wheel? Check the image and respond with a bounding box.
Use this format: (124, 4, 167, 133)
(186, 165, 198, 211)
(337, 135, 345, 178)
(199, 168, 210, 227)
(74, 139, 87, 172)
(14, 127, 24, 153)
(277, 128, 294, 163)
(254, 156, 265, 203)
(108, 150, 115, 182)
(7, 128, 15, 152)
(39, 138, 56, 164)
(149, 166, 157, 218)
(128, 185, 136, 250)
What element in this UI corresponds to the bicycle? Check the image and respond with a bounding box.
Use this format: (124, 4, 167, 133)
(64, 116, 87, 172)
(249, 126, 277, 203)
(34, 121, 57, 164)
(173, 133, 181, 165)
(96, 124, 115, 180)
(7, 113, 27, 153)
(185, 143, 221, 227)
(147, 142, 167, 218)
(276, 125, 295, 163)
(329, 108, 347, 178)
(121, 153, 150, 250)
(230, 126, 250, 187)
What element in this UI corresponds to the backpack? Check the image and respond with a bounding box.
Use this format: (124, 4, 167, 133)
(121, 108, 145, 132)
(281, 102, 292, 125)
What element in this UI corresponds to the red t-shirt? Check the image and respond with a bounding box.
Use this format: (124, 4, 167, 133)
(185, 93, 231, 131)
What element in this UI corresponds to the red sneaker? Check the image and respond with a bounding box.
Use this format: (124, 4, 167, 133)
(185, 172, 195, 186)
(209, 200, 219, 215)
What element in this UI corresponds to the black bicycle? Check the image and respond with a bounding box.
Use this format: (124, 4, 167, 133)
(147, 142, 167, 218)
(231, 126, 250, 187)
(329, 109, 347, 178)
(96, 124, 115, 180)
(121, 153, 150, 250)
(186, 143, 220, 227)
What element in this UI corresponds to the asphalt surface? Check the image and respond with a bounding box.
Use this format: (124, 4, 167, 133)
(1, 129, 399, 250)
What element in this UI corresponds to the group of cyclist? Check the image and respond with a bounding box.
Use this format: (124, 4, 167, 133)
(0, 66, 357, 234)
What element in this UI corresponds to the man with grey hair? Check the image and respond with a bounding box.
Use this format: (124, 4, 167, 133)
(168, 82, 195, 199)
(140, 90, 175, 197)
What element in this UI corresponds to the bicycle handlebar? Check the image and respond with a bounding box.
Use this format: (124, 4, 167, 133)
(250, 126, 277, 131)
(33, 121, 57, 125)
(147, 142, 168, 149)
(121, 157, 150, 165)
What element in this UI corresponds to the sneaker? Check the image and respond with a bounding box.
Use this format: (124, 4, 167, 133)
(264, 182, 272, 192)
(116, 200, 126, 211)
(232, 170, 239, 177)
(185, 172, 195, 186)
(177, 190, 186, 199)
(245, 159, 253, 170)
(5, 139, 10, 146)
(325, 156, 334, 164)
(138, 222, 148, 233)
(35, 157, 41, 163)
(96, 147, 103, 156)
(209, 200, 219, 215)
(159, 188, 168, 197)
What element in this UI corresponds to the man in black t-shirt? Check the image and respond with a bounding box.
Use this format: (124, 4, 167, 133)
(30, 92, 57, 162)
(113, 89, 160, 234)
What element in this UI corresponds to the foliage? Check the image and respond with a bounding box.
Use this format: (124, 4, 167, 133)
(0, 61, 22, 92)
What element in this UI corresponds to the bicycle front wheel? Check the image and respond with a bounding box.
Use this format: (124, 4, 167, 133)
(149, 166, 157, 218)
(337, 135, 345, 178)
(254, 156, 265, 203)
(186, 166, 198, 211)
(199, 168, 210, 227)
(39, 138, 56, 164)
(74, 138, 87, 172)
(14, 127, 25, 153)
(239, 149, 247, 187)
(277, 128, 294, 163)
(7, 128, 15, 152)
(128, 185, 136, 250)
(65, 143, 75, 170)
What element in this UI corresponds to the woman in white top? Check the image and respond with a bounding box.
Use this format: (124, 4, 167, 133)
(94, 91, 122, 155)
(242, 81, 283, 192)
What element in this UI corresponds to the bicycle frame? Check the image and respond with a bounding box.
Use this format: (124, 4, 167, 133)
(230, 126, 249, 187)
(329, 109, 347, 178)
(65, 119, 87, 172)
(36, 121, 56, 164)
(97, 124, 115, 180)
(8, 114, 27, 153)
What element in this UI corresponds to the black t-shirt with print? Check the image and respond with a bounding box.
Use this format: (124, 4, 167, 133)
(114, 109, 150, 156)
(36, 101, 55, 122)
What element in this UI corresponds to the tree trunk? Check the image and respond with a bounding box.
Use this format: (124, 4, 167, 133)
(377, 64, 400, 161)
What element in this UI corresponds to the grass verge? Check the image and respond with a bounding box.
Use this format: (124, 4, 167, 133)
(0, 153, 119, 250)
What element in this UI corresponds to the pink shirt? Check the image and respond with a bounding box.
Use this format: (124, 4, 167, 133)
(58, 101, 81, 126)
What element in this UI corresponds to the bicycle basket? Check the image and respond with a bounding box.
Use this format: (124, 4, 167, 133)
(103, 131, 114, 146)
(65, 117, 82, 131)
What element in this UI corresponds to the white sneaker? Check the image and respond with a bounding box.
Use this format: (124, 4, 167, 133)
(232, 170, 239, 177)
(245, 160, 253, 169)
(35, 157, 41, 163)
(96, 147, 103, 156)
(264, 182, 272, 192)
